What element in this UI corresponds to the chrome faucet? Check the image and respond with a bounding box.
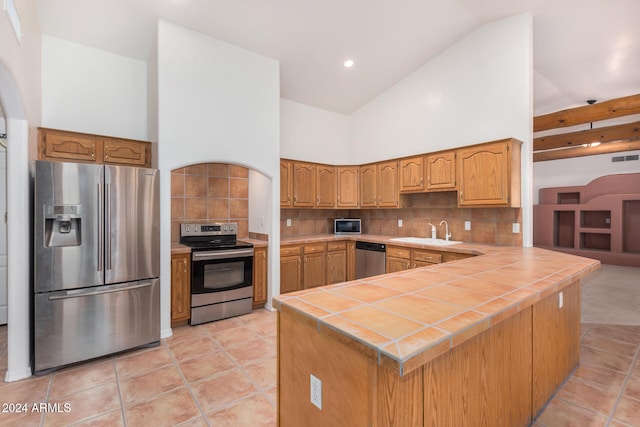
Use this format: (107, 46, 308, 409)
(439, 220, 452, 241)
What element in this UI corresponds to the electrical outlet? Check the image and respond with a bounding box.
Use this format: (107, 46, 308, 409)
(286, 218, 291, 227)
(512, 223, 520, 233)
(398, 219, 403, 227)
(310, 374, 322, 410)
(558, 291, 563, 309)
(464, 221, 471, 231)
(260, 216, 265, 226)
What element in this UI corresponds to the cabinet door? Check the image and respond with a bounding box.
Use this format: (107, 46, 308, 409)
(386, 257, 411, 273)
(399, 156, 424, 193)
(327, 249, 347, 285)
(303, 252, 326, 289)
(337, 166, 359, 207)
(378, 160, 399, 207)
(293, 162, 316, 207)
(40, 129, 99, 163)
(171, 253, 191, 324)
(103, 139, 150, 167)
(426, 151, 456, 191)
(252, 247, 268, 308)
(316, 164, 336, 207)
(346, 241, 357, 281)
(360, 164, 378, 207)
(280, 160, 293, 207)
(458, 142, 510, 207)
(280, 255, 302, 294)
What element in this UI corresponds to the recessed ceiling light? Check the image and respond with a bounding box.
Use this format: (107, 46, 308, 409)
(344, 59, 354, 68)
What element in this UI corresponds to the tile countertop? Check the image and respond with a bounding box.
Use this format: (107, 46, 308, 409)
(273, 236, 601, 376)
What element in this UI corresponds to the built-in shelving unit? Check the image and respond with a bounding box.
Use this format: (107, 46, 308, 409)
(534, 173, 640, 267)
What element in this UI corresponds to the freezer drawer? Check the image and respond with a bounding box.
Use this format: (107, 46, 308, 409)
(33, 279, 160, 373)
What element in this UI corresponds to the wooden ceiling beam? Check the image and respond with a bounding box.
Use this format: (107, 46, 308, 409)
(534, 94, 640, 132)
(533, 140, 640, 162)
(533, 121, 640, 151)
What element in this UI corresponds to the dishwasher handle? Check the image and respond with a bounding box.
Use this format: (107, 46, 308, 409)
(355, 241, 386, 252)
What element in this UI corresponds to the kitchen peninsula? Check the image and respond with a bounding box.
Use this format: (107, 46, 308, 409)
(273, 241, 599, 426)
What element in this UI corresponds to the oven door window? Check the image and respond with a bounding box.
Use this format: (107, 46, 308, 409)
(204, 261, 244, 290)
(192, 255, 253, 294)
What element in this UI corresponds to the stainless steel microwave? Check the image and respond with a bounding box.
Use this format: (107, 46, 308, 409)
(334, 218, 361, 235)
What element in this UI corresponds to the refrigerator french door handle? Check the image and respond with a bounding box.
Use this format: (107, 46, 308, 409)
(97, 182, 104, 272)
(105, 182, 111, 270)
(47, 282, 153, 300)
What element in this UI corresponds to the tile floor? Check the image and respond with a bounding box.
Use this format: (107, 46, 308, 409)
(0, 310, 639, 426)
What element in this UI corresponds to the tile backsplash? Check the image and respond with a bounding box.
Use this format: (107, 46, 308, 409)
(171, 163, 249, 242)
(281, 192, 523, 246)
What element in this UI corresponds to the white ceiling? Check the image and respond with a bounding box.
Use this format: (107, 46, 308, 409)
(35, 0, 640, 116)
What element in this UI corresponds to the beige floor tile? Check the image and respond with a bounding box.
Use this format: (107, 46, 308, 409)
(243, 357, 277, 390)
(556, 377, 620, 416)
(536, 397, 608, 427)
(612, 395, 640, 426)
(190, 368, 258, 413)
(119, 364, 185, 405)
(174, 416, 210, 427)
(580, 346, 634, 374)
(0, 407, 44, 427)
(225, 338, 276, 367)
(244, 317, 278, 337)
(206, 394, 277, 427)
(570, 364, 628, 391)
(71, 410, 124, 427)
(197, 316, 245, 334)
(50, 359, 116, 398)
(167, 335, 220, 361)
(178, 350, 236, 383)
(0, 374, 51, 404)
(208, 326, 261, 349)
(116, 345, 173, 379)
(124, 387, 201, 427)
(43, 381, 121, 426)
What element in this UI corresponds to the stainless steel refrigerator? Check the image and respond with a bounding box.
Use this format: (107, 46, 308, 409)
(33, 160, 160, 373)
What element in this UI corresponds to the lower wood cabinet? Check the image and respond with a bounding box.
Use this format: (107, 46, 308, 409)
(303, 243, 326, 289)
(281, 245, 303, 294)
(252, 247, 268, 308)
(386, 246, 411, 273)
(346, 241, 356, 281)
(171, 253, 191, 325)
(326, 241, 347, 285)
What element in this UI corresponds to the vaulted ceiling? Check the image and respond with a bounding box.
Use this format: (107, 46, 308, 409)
(36, 0, 640, 119)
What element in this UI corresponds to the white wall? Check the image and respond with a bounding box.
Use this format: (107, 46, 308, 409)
(41, 36, 147, 140)
(1, 0, 42, 382)
(157, 21, 280, 334)
(280, 99, 351, 164)
(533, 150, 640, 203)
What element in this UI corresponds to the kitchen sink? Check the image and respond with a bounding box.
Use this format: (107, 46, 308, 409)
(389, 237, 462, 246)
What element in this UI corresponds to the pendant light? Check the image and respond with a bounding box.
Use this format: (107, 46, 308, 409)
(583, 99, 601, 148)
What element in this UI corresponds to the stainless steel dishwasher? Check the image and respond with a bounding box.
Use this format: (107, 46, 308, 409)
(355, 241, 386, 279)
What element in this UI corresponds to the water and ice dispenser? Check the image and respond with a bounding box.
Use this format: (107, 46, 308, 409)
(43, 204, 82, 247)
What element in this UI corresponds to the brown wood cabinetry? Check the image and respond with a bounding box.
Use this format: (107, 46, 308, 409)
(411, 249, 442, 267)
(457, 138, 522, 207)
(360, 160, 399, 207)
(280, 160, 293, 208)
(303, 243, 326, 289)
(399, 156, 424, 193)
(293, 162, 316, 207)
(38, 128, 151, 167)
(280, 245, 303, 294)
(386, 246, 411, 273)
(171, 253, 191, 325)
(315, 164, 336, 207)
(346, 241, 356, 281)
(426, 150, 456, 191)
(252, 247, 268, 308)
(326, 241, 347, 285)
(337, 166, 359, 207)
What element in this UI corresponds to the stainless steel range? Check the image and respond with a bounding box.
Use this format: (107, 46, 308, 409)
(180, 223, 254, 325)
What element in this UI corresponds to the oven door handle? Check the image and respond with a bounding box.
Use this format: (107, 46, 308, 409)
(192, 249, 254, 261)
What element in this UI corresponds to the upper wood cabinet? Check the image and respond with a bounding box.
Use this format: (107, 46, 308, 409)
(280, 160, 293, 208)
(426, 151, 456, 191)
(337, 166, 359, 207)
(457, 138, 522, 208)
(399, 156, 424, 193)
(315, 164, 336, 208)
(293, 162, 316, 207)
(38, 128, 151, 168)
(360, 160, 399, 207)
